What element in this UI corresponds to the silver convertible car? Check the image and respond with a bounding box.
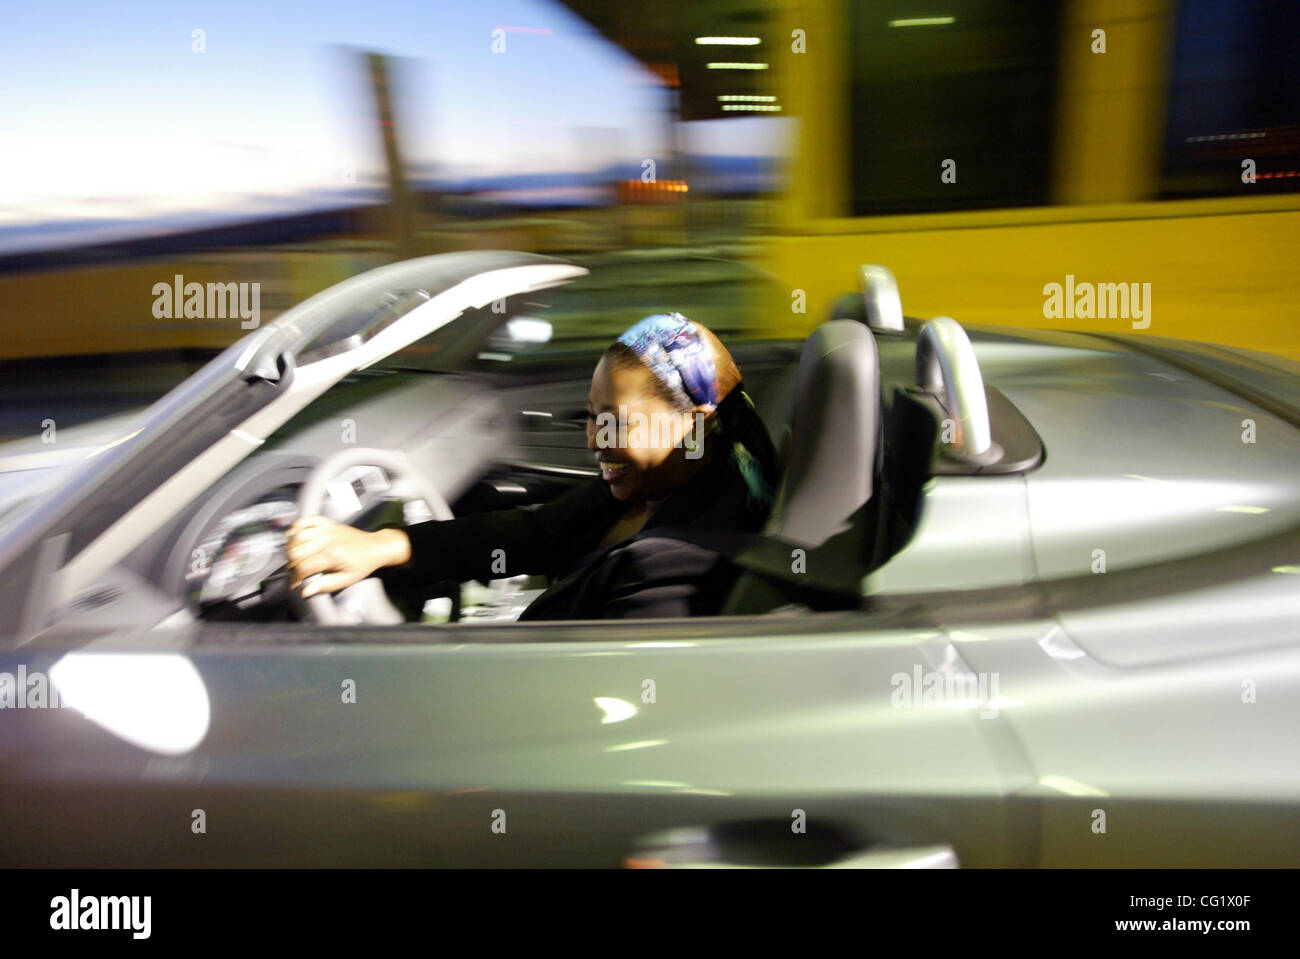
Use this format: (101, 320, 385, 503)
(0, 251, 1297, 867)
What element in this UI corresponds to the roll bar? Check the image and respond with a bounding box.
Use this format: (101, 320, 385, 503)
(915, 316, 996, 462)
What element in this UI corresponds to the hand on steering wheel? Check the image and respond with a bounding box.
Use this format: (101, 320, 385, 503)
(285, 517, 409, 596)
(293, 447, 453, 625)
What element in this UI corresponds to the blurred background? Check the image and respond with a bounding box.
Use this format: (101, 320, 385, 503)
(1, 0, 1297, 433)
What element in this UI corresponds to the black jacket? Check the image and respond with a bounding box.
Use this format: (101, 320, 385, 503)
(377, 449, 767, 620)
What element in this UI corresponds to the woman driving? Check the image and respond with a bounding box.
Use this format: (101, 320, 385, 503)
(285, 313, 777, 619)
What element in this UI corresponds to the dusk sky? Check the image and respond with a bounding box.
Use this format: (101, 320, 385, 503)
(0, 0, 783, 245)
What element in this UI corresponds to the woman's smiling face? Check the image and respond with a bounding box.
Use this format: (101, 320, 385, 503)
(586, 354, 698, 503)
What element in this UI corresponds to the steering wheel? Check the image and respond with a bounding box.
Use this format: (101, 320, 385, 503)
(295, 447, 453, 625)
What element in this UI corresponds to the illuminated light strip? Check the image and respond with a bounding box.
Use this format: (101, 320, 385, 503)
(695, 36, 760, 45)
(494, 25, 553, 35)
(722, 104, 782, 112)
(620, 179, 689, 191)
(888, 16, 956, 27)
(706, 62, 769, 70)
(718, 94, 777, 102)
(1186, 132, 1267, 142)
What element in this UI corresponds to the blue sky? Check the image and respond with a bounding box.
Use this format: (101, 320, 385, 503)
(0, 0, 780, 240)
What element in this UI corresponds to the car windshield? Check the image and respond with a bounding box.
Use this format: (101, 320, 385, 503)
(378, 253, 782, 372)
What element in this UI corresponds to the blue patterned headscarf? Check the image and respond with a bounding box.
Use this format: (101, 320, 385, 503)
(617, 313, 718, 412)
(617, 313, 773, 516)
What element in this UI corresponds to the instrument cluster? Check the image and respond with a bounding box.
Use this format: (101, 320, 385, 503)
(185, 495, 298, 608)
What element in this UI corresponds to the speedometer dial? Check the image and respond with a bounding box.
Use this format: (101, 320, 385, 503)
(187, 497, 298, 606)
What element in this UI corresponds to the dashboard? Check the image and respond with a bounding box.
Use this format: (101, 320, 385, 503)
(184, 493, 298, 610)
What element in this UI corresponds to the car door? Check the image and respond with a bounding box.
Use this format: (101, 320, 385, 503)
(1, 603, 1038, 867)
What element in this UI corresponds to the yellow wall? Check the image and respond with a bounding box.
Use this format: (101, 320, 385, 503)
(759, 198, 1300, 359)
(0, 251, 377, 359)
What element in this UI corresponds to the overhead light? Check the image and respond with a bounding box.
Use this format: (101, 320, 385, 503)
(888, 16, 956, 27)
(695, 36, 760, 45)
(722, 104, 782, 112)
(718, 94, 777, 102)
(706, 62, 769, 70)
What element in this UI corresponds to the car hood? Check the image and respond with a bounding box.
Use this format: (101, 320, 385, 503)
(0, 409, 147, 528)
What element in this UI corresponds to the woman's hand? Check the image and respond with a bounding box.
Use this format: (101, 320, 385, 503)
(285, 516, 411, 597)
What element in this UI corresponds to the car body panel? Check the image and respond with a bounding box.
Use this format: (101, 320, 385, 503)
(0, 619, 1035, 867)
(866, 329, 1300, 594)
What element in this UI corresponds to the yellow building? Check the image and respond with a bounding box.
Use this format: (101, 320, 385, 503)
(762, 0, 1300, 358)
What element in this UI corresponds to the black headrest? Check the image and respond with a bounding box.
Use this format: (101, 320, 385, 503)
(764, 320, 880, 547)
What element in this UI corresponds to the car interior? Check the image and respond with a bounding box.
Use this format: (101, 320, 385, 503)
(43, 265, 1045, 636)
